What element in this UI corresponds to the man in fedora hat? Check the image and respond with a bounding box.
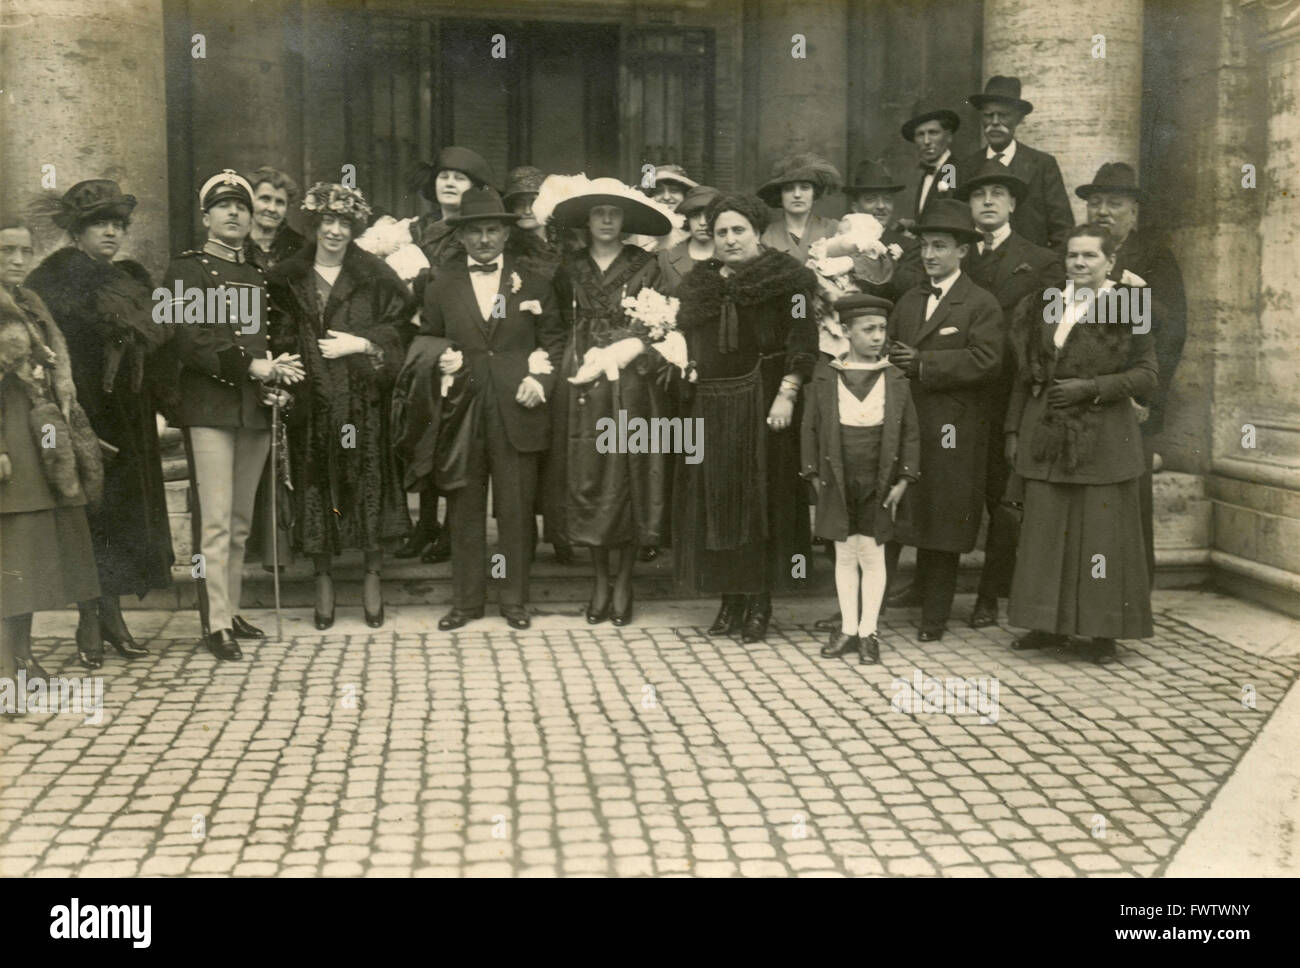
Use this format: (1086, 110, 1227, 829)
(961, 76, 1074, 252)
(421, 188, 566, 632)
(843, 159, 925, 301)
(884, 199, 1003, 640)
(1077, 161, 1186, 586)
(956, 159, 1062, 627)
(163, 169, 304, 661)
(900, 103, 964, 227)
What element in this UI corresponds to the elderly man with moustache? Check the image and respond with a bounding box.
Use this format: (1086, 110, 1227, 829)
(956, 159, 1062, 628)
(1077, 162, 1186, 587)
(884, 199, 1003, 641)
(961, 76, 1074, 252)
(421, 188, 567, 632)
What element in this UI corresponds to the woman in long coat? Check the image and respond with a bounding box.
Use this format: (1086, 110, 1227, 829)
(24, 181, 172, 667)
(674, 192, 818, 643)
(267, 184, 415, 629)
(757, 153, 842, 263)
(549, 178, 675, 625)
(1, 219, 104, 678)
(1005, 223, 1156, 663)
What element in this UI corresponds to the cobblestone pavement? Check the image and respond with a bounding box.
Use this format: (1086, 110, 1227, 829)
(1, 592, 1298, 877)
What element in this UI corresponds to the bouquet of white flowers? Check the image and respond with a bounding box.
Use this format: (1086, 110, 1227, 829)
(620, 288, 680, 343)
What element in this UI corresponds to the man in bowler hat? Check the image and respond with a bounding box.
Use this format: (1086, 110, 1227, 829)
(900, 102, 964, 228)
(884, 199, 1003, 640)
(842, 159, 926, 301)
(956, 159, 1063, 627)
(422, 188, 567, 631)
(164, 170, 304, 660)
(1077, 162, 1186, 586)
(961, 76, 1075, 252)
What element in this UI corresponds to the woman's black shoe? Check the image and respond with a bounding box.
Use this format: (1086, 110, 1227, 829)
(1084, 637, 1118, 665)
(707, 595, 745, 636)
(611, 589, 635, 627)
(314, 573, 336, 630)
(1012, 630, 1066, 651)
(820, 630, 859, 658)
(99, 598, 149, 657)
(585, 585, 612, 624)
(363, 571, 384, 628)
(75, 613, 103, 670)
(741, 593, 771, 644)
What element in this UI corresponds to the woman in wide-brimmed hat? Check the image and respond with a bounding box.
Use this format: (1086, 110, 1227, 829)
(24, 180, 173, 669)
(266, 183, 416, 630)
(0, 214, 104, 681)
(757, 152, 843, 264)
(543, 176, 678, 625)
(408, 146, 497, 276)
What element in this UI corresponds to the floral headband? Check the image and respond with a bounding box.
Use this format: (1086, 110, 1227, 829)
(301, 182, 373, 225)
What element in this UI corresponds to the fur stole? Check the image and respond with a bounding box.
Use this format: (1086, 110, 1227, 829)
(676, 248, 817, 332)
(0, 285, 104, 506)
(1010, 285, 1141, 472)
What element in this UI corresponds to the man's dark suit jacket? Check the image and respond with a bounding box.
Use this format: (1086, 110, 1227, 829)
(419, 256, 567, 453)
(907, 155, 965, 223)
(963, 142, 1074, 251)
(1111, 228, 1187, 436)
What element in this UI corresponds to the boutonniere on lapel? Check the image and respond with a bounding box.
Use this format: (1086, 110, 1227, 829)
(509, 271, 522, 294)
(1013, 262, 1033, 274)
(519, 299, 543, 315)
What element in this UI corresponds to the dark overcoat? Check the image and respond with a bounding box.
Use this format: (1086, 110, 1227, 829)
(800, 362, 920, 543)
(419, 255, 567, 454)
(23, 248, 174, 596)
(887, 272, 1003, 552)
(1005, 285, 1158, 485)
(267, 243, 416, 555)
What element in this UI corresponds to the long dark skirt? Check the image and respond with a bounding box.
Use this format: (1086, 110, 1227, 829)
(1008, 477, 1152, 639)
(1, 507, 100, 617)
(551, 336, 672, 549)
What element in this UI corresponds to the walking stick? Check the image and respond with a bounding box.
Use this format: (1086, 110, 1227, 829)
(268, 359, 283, 642)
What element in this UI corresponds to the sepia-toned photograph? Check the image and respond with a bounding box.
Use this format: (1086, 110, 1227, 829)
(0, 0, 1297, 903)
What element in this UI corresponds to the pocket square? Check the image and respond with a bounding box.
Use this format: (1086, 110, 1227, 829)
(1013, 263, 1033, 274)
(519, 299, 543, 315)
(939, 326, 959, 335)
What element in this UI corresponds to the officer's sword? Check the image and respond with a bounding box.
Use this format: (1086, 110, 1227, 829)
(268, 353, 283, 642)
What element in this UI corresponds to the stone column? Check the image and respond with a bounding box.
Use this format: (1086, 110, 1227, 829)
(983, 0, 1144, 223)
(0, 0, 169, 277)
(746, 0, 849, 213)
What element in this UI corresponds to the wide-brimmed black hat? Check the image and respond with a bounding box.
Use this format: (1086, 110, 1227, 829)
(553, 177, 673, 236)
(901, 102, 961, 142)
(915, 199, 983, 243)
(834, 293, 894, 320)
(756, 153, 843, 207)
(503, 166, 546, 205)
(444, 188, 522, 226)
(677, 185, 720, 216)
(955, 159, 1028, 202)
(1075, 162, 1145, 202)
(843, 160, 905, 196)
(968, 75, 1034, 115)
(414, 146, 496, 202)
(53, 179, 137, 229)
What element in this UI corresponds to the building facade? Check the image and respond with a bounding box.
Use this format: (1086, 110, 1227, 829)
(2, 0, 1297, 615)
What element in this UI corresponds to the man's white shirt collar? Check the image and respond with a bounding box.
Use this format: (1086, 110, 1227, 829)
(982, 223, 1012, 253)
(930, 268, 961, 299)
(986, 140, 1018, 164)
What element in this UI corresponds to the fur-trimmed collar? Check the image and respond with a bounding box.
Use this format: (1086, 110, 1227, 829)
(676, 248, 816, 331)
(0, 285, 78, 411)
(29, 245, 152, 295)
(269, 240, 397, 288)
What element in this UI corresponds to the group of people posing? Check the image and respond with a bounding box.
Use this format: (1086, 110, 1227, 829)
(0, 73, 1185, 675)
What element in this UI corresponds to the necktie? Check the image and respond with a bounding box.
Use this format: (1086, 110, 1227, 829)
(991, 151, 1005, 164)
(469, 261, 499, 273)
(982, 233, 996, 255)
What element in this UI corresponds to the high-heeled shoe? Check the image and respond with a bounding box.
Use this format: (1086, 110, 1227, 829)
(707, 595, 746, 636)
(611, 588, 634, 627)
(314, 573, 336, 630)
(76, 609, 103, 670)
(99, 598, 148, 658)
(741, 593, 771, 644)
(585, 584, 612, 624)
(363, 570, 384, 628)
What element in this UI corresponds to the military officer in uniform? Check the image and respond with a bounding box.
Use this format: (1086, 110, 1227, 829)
(164, 170, 304, 660)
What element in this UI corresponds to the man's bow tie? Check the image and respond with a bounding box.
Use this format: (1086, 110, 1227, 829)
(469, 261, 500, 273)
(926, 285, 943, 300)
(919, 163, 937, 175)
